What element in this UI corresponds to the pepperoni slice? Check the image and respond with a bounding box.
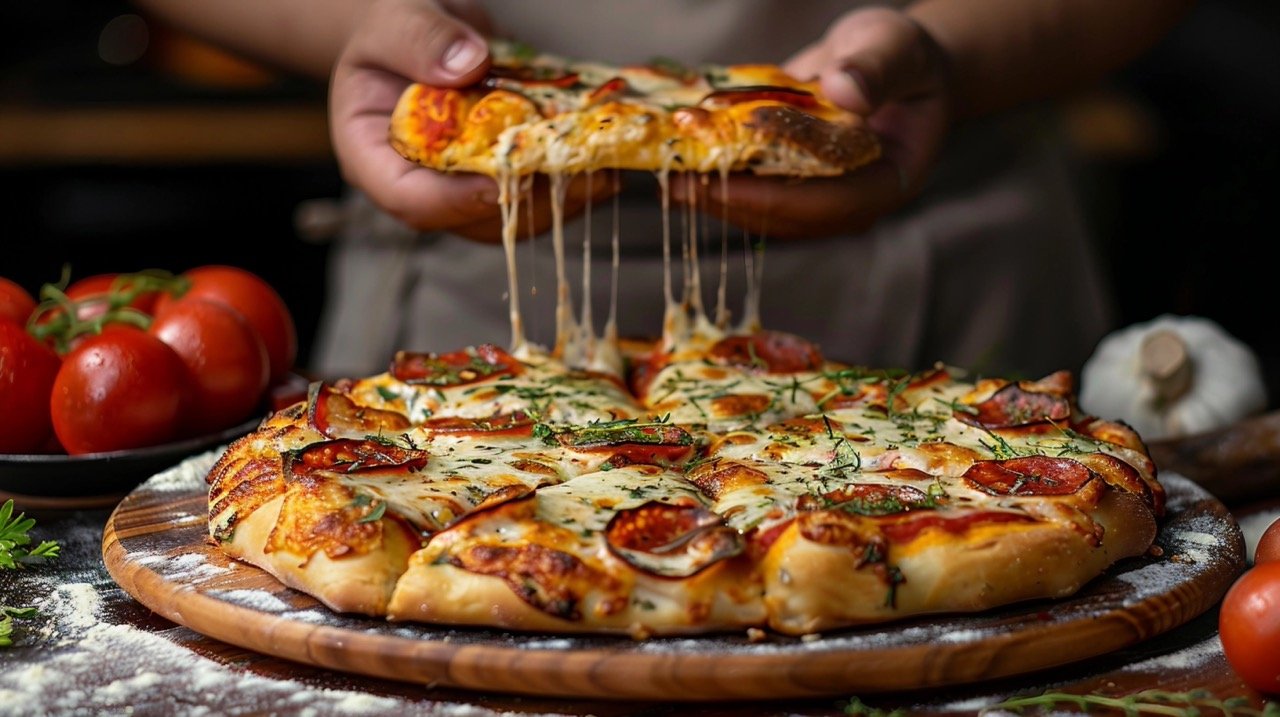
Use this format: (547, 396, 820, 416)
(285, 438, 430, 480)
(955, 382, 1071, 429)
(701, 85, 818, 109)
(484, 65, 580, 89)
(709, 331, 823, 373)
(390, 344, 520, 386)
(421, 410, 537, 437)
(586, 76, 631, 105)
(962, 456, 1095, 497)
(543, 420, 696, 467)
(605, 502, 743, 578)
(307, 383, 410, 439)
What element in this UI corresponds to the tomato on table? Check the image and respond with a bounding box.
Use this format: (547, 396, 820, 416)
(149, 297, 270, 436)
(155, 265, 296, 383)
(0, 320, 61, 453)
(0, 278, 36, 325)
(1218, 560, 1280, 695)
(1256, 517, 1280, 565)
(50, 325, 190, 455)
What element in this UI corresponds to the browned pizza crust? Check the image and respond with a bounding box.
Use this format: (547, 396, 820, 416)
(761, 489, 1156, 635)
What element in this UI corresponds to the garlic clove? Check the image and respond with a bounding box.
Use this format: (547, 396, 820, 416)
(1080, 314, 1268, 441)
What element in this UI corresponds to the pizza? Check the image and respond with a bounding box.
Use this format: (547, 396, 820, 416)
(202, 40, 1162, 639)
(389, 39, 881, 178)
(205, 329, 1163, 637)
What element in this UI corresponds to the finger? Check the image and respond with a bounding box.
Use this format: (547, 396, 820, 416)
(345, 0, 490, 85)
(680, 163, 906, 240)
(782, 40, 829, 81)
(817, 8, 940, 115)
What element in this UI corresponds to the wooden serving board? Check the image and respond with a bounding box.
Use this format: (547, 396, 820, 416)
(102, 455, 1246, 702)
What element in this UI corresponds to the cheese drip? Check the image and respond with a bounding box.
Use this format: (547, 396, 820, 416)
(495, 158, 768, 373)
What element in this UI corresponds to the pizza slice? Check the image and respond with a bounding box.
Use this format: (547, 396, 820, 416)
(387, 464, 765, 636)
(389, 39, 881, 177)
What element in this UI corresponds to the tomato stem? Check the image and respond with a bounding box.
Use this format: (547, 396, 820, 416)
(25, 268, 188, 354)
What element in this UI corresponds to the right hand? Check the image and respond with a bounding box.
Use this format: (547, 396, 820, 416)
(330, 0, 615, 243)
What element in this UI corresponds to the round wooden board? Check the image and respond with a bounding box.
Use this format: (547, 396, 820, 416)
(103, 455, 1246, 702)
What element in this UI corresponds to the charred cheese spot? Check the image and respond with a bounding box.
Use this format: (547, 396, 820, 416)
(688, 459, 768, 500)
(710, 393, 772, 418)
(451, 543, 596, 620)
(267, 476, 386, 561)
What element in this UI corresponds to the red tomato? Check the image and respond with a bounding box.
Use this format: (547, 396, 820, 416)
(0, 278, 36, 325)
(150, 297, 269, 436)
(1257, 517, 1280, 565)
(1219, 560, 1280, 695)
(0, 320, 61, 453)
(51, 326, 189, 455)
(156, 266, 296, 383)
(65, 273, 162, 318)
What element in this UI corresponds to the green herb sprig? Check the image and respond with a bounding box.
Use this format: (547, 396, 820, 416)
(0, 499, 60, 569)
(984, 689, 1280, 716)
(0, 499, 60, 648)
(0, 606, 39, 647)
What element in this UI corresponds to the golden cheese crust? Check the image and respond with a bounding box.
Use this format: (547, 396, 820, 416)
(388, 40, 881, 178)
(206, 333, 1164, 637)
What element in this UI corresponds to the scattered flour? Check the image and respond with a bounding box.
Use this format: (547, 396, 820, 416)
(0, 579, 574, 717)
(1172, 530, 1220, 547)
(144, 449, 222, 492)
(1119, 633, 1223, 672)
(210, 588, 291, 612)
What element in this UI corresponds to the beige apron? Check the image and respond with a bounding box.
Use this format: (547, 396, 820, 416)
(311, 0, 1114, 380)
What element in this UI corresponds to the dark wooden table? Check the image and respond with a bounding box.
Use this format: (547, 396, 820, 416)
(1, 484, 1275, 716)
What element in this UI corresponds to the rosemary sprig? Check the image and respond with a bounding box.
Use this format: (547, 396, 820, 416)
(984, 689, 1280, 716)
(0, 499, 60, 648)
(0, 499, 61, 569)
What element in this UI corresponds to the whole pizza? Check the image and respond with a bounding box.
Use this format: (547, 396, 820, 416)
(207, 331, 1162, 637)
(203, 40, 1163, 639)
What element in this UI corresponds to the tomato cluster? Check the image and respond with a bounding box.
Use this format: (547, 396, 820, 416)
(1219, 517, 1280, 695)
(0, 266, 297, 456)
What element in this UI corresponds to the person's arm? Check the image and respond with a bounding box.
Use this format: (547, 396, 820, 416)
(134, 0, 610, 241)
(700, 0, 1195, 239)
(908, 0, 1195, 121)
(131, 0, 368, 81)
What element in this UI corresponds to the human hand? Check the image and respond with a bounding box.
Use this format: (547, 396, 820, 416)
(330, 0, 615, 243)
(675, 7, 952, 240)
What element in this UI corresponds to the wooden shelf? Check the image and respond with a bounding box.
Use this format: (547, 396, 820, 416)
(0, 103, 332, 164)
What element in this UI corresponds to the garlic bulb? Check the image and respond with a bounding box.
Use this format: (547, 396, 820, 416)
(1079, 314, 1268, 441)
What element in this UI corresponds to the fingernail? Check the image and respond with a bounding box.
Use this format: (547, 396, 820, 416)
(442, 38, 484, 75)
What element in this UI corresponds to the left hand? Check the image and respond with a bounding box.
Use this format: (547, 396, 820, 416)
(675, 8, 952, 240)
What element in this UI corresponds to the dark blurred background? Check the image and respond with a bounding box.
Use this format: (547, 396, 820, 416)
(2, 1, 1278, 399)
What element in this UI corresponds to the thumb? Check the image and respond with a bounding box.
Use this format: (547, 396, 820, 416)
(817, 9, 942, 115)
(347, 0, 490, 86)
